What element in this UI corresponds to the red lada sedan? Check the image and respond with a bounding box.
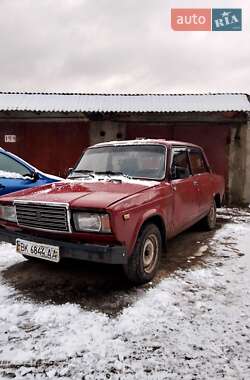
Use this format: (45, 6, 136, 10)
(0, 140, 224, 284)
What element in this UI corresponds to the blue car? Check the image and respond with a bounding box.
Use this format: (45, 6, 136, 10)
(0, 148, 61, 196)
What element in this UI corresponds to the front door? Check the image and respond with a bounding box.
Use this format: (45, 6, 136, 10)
(170, 148, 199, 234)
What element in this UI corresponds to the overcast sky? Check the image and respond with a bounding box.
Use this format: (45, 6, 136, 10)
(0, 0, 249, 94)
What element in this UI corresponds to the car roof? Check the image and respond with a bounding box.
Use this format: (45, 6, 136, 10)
(92, 139, 201, 150)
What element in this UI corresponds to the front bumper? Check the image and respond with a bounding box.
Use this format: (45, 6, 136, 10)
(0, 228, 127, 265)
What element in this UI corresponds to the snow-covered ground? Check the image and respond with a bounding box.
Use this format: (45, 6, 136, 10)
(0, 209, 249, 379)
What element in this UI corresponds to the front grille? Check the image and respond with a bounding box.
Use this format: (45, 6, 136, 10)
(15, 202, 70, 232)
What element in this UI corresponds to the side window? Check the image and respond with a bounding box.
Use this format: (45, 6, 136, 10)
(0, 153, 31, 177)
(189, 149, 209, 175)
(171, 148, 191, 180)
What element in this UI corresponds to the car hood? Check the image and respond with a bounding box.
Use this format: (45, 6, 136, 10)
(2, 178, 159, 209)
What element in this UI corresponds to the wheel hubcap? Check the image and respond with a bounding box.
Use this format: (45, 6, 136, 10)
(142, 234, 159, 274)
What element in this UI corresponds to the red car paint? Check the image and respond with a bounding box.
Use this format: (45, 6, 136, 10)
(0, 140, 225, 258)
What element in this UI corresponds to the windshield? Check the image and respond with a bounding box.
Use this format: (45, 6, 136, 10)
(69, 144, 166, 180)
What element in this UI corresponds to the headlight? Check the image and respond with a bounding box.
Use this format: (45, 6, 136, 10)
(0, 205, 17, 223)
(73, 212, 111, 233)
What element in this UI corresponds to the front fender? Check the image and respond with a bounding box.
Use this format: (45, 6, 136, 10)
(131, 209, 166, 254)
(110, 183, 172, 256)
(116, 206, 168, 257)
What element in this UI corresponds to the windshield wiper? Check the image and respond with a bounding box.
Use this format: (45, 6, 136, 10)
(94, 171, 131, 182)
(95, 171, 129, 177)
(69, 170, 131, 181)
(68, 169, 95, 178)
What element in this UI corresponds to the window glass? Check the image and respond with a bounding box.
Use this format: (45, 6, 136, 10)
(189, 150, 208, 175)
(70, 145, 166, 180)
(171, 149, 191, 179)
(0, 153, 31, 177)
(78, 149, 109, 173)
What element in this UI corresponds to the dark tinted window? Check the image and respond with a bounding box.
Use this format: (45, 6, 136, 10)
(0, 153, 31, 177)
(171, 148, 191, 179)
(189, 149, 208, 175)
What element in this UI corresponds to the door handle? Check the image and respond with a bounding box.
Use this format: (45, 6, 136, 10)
(193, 181, 199, 186)
(0, 184, 5, 189)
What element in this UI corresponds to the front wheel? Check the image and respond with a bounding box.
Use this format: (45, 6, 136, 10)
(123, 224, 162, 285)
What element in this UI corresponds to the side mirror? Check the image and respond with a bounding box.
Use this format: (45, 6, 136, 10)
(23, 171, 39, 182)
(33, 172, 39, 181)
(67, 168, 73, 177)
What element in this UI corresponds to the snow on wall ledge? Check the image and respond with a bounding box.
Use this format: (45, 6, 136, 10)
(0, 92, 250, 113)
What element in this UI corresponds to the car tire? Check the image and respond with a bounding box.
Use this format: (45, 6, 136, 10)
(202, 199, 217, 230)
(123, 224, 162, 285)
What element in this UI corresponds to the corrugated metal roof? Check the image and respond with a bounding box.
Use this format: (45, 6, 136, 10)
(0, 92, 249, 113)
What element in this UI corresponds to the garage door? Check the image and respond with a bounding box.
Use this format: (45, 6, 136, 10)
(0, 119, 90, 177)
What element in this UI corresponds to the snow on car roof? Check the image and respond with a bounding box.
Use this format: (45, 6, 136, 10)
(92, 139, 166, 147)
(92, 139, 200, 149)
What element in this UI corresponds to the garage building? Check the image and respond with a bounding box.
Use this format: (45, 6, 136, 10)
(0, 92, 250, 204)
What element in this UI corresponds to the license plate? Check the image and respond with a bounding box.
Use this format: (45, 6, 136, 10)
(16, 239, 60, 263)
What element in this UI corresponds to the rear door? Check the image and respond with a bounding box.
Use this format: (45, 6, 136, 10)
(188, 148, 212, 215)
(170, 147, 199, 233)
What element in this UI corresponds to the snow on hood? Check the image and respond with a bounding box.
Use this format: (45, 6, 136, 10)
(66, 174, 159, 187)
(0, 177, 159, 208)
(39, 172, 62, 181)
(0, 170, 25, 179)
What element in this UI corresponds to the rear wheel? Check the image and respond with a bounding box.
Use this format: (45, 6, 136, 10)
(123, 224, 162, 285)
(202, 199, 217, 230)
